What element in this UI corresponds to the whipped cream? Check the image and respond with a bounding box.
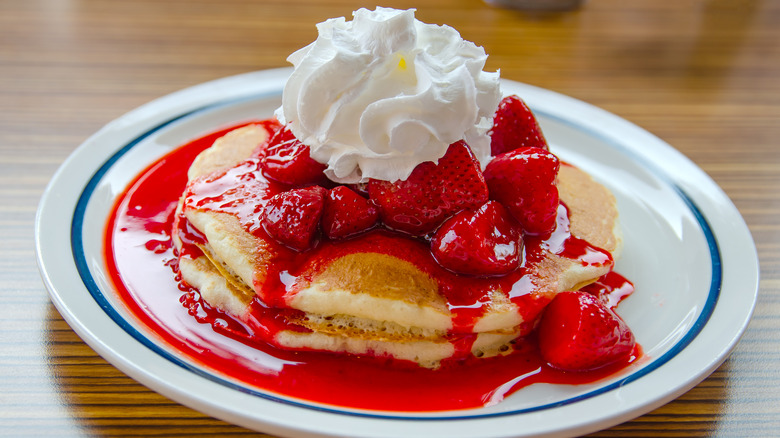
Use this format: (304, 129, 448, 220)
(275, 7, 501, 183)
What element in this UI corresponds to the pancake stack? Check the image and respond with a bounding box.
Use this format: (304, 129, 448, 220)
(171, 123, 622, 368)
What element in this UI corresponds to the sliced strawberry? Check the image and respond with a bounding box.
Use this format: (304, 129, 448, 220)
(261, 186, 326, 251)
(368, 141, 489, 235)
(538, 291, 636, 372)
(483, 147, 560, 235)
(431, 201, 522, 276)
(261, 125, 327, 186)
(321, 186, 379, 239)
(489, 95, 548, 156)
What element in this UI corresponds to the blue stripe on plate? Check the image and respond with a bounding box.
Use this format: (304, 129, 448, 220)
(71, 94, 721, 421)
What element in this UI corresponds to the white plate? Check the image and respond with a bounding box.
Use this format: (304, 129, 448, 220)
(35, 68, 759, 438)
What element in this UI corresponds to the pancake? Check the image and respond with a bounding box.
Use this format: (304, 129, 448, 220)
(173, 124, 622, 368)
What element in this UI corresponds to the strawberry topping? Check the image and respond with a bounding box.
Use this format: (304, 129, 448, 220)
(261, 185, 327, 251)
(321, 186, 379, 239)
(489, 95, 549, 156)
(368, 140, 489, 235)
(537, 291, 636, 371)
(431, 201, 523, 276)
(483, 147, 560, 236)
(261, 125, 327, 186)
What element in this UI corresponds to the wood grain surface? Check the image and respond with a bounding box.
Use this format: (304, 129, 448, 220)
(3, 0, 779, 436)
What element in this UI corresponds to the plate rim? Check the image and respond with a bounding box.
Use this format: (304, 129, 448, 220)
(35, 68, 759, 438)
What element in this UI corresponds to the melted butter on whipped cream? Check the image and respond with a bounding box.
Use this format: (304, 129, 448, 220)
(275, 7, 501, 183)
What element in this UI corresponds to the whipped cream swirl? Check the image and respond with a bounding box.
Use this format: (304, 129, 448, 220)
(275, 7, 501, 183)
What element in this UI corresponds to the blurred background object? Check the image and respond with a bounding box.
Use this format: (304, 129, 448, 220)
(484, 0, 584, 11)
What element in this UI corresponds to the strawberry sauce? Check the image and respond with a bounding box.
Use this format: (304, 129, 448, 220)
(105, 121, 640, 412)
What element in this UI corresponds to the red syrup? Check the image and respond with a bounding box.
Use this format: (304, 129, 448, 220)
(105, 120, 641, 412)
(581, 271, 636, 310)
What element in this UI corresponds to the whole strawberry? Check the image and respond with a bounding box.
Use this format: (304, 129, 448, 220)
(261, 186, 326, 251)
(261, 125, 327, 186)
(489, 95, 549, 156)
(483, 147, 560, 236)
(538, 291, 636, 372)
(321, 186, 379, 239)
(368, 141, 489, 235)
(431, 201, 522, 276)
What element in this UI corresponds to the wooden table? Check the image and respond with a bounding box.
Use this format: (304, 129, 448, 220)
(3, 0, 778, 436)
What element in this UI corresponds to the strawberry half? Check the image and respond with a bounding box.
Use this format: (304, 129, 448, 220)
(321, 186, 379, 240)
(261, 186, 327, 251)
(537, 291, 636, 372)
(489, 95, 548, 156)
(368, 141, 489, 235)
(261, 125, 327, 186)
(483, 147, 560, 236)
(431, 201, 523, 276)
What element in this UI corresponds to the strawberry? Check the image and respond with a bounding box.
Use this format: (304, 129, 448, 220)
(261, 124, 327, 186)
(431, 201, 522, 276)
(321, 186, 379, 239)
(483, 147, 560, 235)
(368, 141, 489, 235)
(537, 291, 636, 372)
(489, 95, 548, 156)
(261, 186, 327, 251)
